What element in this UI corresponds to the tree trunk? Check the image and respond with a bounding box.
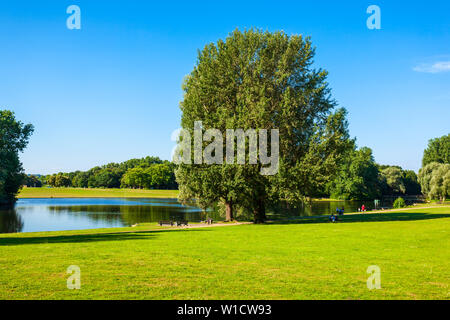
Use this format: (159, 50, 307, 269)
(225, 199, 233, 222)
(253, 198, 266, 223)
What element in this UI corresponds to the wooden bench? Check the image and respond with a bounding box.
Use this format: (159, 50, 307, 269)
(159, 220, 173, 226)
(176, 220, 188, 226)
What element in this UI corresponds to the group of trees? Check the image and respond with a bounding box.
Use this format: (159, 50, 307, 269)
(23, 175, 42, 188)
(0, 110, 34, 205)
(44, 157, 177, 190)
(3, 30, 447, 220)
(422, 134, 449, 167)
(379, 165, 421, 195)
(121, 164, 176, 189)
(174, 29, 437, 222)
(418, 134, 450, 202)
(323, 147, 421, 200)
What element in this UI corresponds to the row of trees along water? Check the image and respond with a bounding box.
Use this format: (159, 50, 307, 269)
(37, 157, 178, 190)
(21, 132, 450, 204)
(2, 30, 449, 218)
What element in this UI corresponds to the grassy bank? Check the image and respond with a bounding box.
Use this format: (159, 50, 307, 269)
(1, 206, 449, 299)
(17, 187, 179, 199)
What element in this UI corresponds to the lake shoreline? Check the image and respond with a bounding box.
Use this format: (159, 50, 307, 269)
(18, 187, 349, 201)
(17, 187, 179, 199)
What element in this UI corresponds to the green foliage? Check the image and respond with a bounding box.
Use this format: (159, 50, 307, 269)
(121, 163, 176, 189)
(381, 166, 406, 194)
(45, 157, 177, 190)
(176, 29, 353, 222)
(72, 171, 90, 188)
(326, 147, 381, 200)
(422, 134, 449, 166)
(0, 110, 34, 205)
(393, 197, 406, 208)
(23, 175, 42, 188)
(47, 174, 71, 187)
(402, 170, 421, 195)
(328, 157, 421, 200)
(419, 162, 450, 201)
(88, 168, 124, 188)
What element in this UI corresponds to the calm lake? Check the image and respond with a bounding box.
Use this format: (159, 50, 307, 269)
(0, 198, 382, 234)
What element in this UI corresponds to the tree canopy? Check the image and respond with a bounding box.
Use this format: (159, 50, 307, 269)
(326, 147, 382, 200)
(418, 162, 450, 201)
(44, 157, 177, 190)
(381, 166, 406, 195)
(175, 29, 353, 222)
(422, 134, 450, 166)
(0, 110, 34, 205)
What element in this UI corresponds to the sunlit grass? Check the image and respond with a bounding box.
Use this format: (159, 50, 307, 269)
(0, 206, 449, 299)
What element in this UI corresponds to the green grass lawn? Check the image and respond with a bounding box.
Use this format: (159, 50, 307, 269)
(18, 187, 179, 199)
(0, 206, 449, 300)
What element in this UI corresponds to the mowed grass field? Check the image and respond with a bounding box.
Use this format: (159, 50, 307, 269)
(18, 187, 179, 199)
(0, 207, 449, 300)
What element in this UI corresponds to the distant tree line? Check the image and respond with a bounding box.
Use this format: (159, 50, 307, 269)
(323, 146, 421, 200)
(43, 156, 178, 190)
(24, 175, 42, 188)
(322, 134, 449, 201)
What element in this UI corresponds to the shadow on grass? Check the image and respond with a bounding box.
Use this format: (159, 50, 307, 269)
(266, 211, 450, 225)
(0, 228, 210, 246)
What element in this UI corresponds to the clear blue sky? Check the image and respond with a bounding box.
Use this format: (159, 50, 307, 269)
(1, 0, 449, 174)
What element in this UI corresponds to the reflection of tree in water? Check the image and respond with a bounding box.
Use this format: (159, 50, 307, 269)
(46, 204, 222, 226)
(0, 208, 24, 233)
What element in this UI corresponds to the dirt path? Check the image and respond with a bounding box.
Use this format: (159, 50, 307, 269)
(158, 221, 254, 230)
(156, 205, 450, 228)
(264, 205, 450, 221)
(350, 205, 450, 215)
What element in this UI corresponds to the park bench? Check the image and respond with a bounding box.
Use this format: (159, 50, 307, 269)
(176, 220, 188, 226)
(206, 218, 213, 225)
(159, 220, 174, 226)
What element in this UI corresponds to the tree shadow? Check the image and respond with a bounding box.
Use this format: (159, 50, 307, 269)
(266, 211, 450, 225)
(0, 228, 210, 246)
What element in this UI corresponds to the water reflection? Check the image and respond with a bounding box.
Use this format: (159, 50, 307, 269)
(267, 200, 379, 218)
(46, 203, 215, 226)
(0, 198, 222, 234)
(0, 208, 24, 233)
(0, 198, 394, 234)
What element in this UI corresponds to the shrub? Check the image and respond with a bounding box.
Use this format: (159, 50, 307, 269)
(393, 197, 406, 208)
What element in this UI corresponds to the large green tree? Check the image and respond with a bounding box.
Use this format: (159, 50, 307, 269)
(381, 166, 406, 195)
(326, 147, 381, 200)
(0, 110, 34, 205)
(402, 170, 421, 195)
(419, 162, 450, 201)
(422, 134, 450, 166)
(175, 29, 352, 222)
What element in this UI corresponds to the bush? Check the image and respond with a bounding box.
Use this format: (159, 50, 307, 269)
(393, 197, 406, 208)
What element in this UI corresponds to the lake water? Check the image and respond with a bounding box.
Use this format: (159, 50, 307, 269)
(0, 198, 384, 234)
